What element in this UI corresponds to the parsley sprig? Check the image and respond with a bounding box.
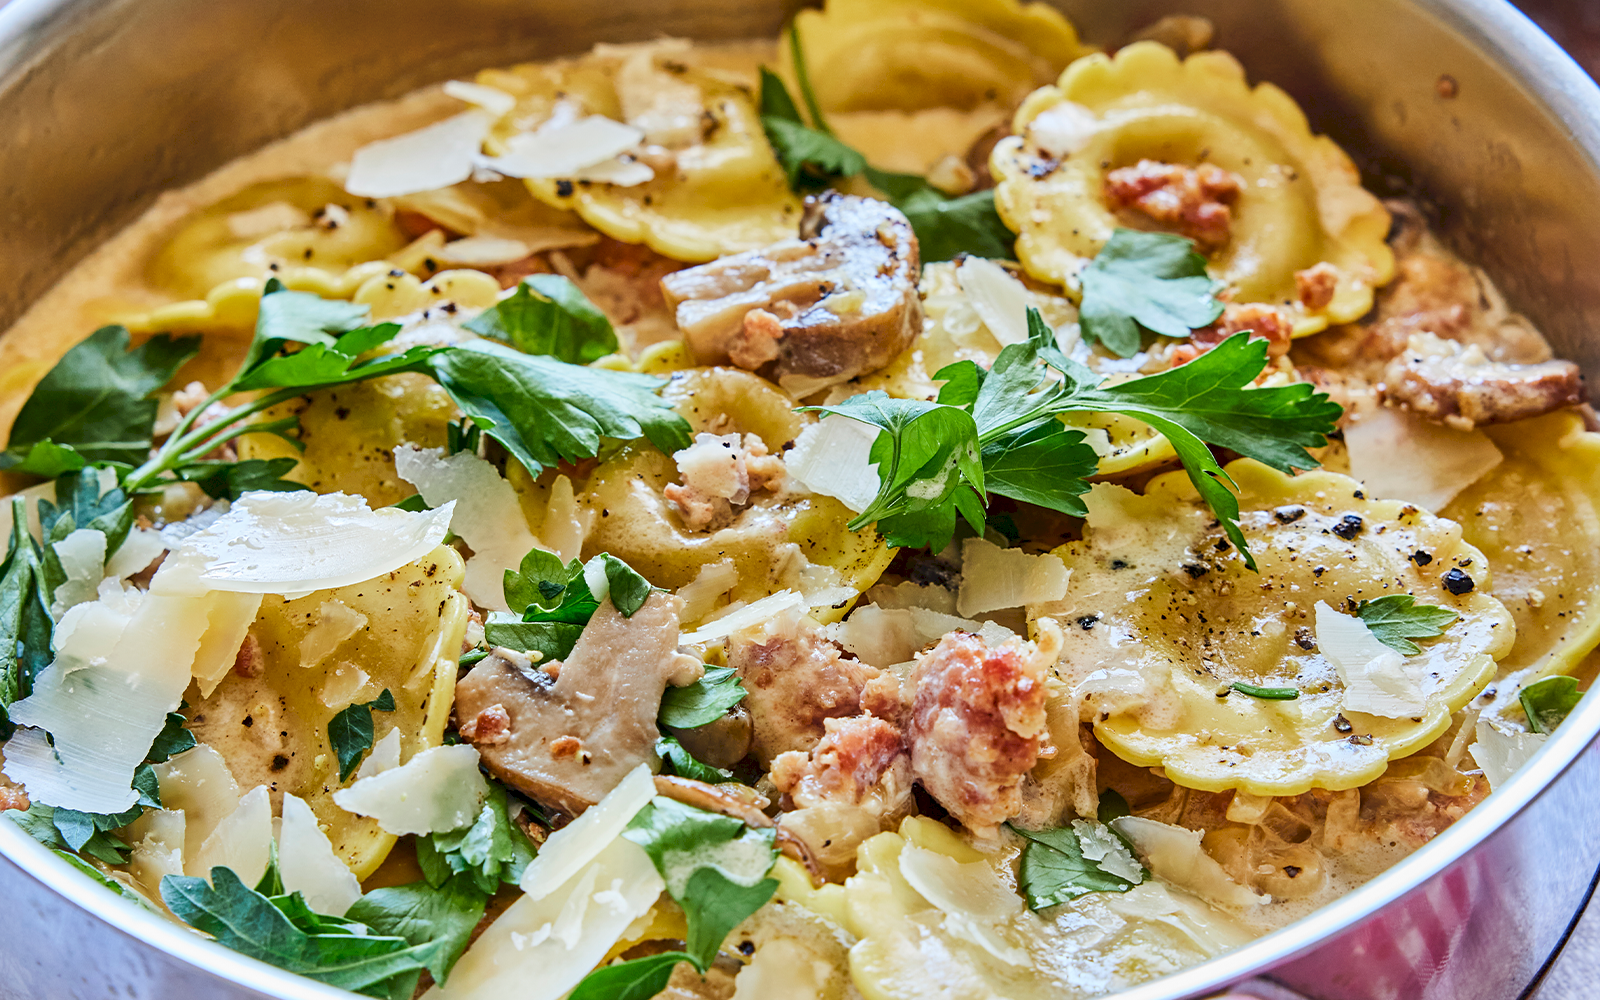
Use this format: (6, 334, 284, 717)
(814, 308, 1342, 567)
(757, 37, 1012, 261)
(1354, 595, 1457, 655)
(1078, 229, 1225, 357)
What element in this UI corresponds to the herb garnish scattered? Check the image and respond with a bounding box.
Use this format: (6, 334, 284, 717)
(162, 866, 444, 998)
(328, 688, 397, 782)
(655, 735, 734, 783)
(488, 547, 656, 661)
(569, 796, 779, 1000)
(1230, 681, 1301, 700)
(416, 781, 539, 893)
(757, 45, 1012, 261)
(1078, 229, 1226, 358)
(463, 274, 619, 364)
(812, 307, 1341, 565)
(1010, 794, 1145, 911)
(1520, 675, 1583, 735)
(658, 667, 747, 730)
(1354, 594, 1458, 655)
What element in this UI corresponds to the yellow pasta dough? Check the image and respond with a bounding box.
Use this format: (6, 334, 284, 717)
(477, 49, 802, 263)
(1035, 463, 1515, 796)
(992, 42, 1395, 335)
(183, 545, 468, 879)
(578, 367, 892, 618)
(785, 0, 1092, 114)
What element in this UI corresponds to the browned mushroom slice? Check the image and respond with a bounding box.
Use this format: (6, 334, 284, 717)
(1383, 332, 1586, 431)
(660, 192, 922, 395)
(453, 593, 688, 815)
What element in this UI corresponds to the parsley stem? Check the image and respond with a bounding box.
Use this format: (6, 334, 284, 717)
(1230, 681, 1300, 700)
(123, 386, 304, 492)
(786, 22, 831, 134)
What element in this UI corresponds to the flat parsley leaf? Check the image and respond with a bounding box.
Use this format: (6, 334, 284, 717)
(655, 735, 734, 783)
(623, 797, 778, 968)
(464, 275, 619, 364)
(756, 64, 1011, 262)
(329, 689, 397, 782)
(416, 782, 538, 894)
(0, 325, 198, 470)
(1354, 594, 1458, 655)
(426, 340, 690, 479)
(162, 867, 434, 998)
(348, 874, 489, 984)
(490, 550, 656, 660)
(1010, 820, 1144, 910)
(1078, 229, 1225, 358)
(813, 308, 1340, 562)
(659, 667, 747, 730)
(240, 279, 372, 375)
(0, 498, 54, 734)
(569, 951, 691, 1000)
(1519, 675, 1584, 735)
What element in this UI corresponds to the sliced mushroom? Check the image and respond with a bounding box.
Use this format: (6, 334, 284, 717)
(453, 593, 686, 815)
(660, 192, 922, 396)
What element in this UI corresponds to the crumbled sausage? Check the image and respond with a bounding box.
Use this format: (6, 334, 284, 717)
(233, 633, 264, 679)
(459, 703, 511, 745)
(663, 432, 786, 532)
(728, 607, 881, 766)
(900, 624, 1058, 835)
(661, 193, 922, 395)
(1166, 302, 1295, 368)
(1296, 262, 1340, 311)
(1104, 160, 1242, 250)
(1383, 332, 1585, 430)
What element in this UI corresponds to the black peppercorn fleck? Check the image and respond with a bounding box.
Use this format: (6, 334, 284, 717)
(1332, 514, 1364, 540)
(1273, 505, 1306, 524)
(1410, 550, 1433, 566)
(1442, 568, 1475, 595)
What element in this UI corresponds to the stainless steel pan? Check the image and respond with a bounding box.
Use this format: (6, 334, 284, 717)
(0, 1, 1596, 997)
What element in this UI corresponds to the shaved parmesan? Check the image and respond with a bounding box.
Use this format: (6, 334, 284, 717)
(190, 785, 273, 886)
(1105, 883, 1252, 958)
(539, 474, 590, 564)
(279, 792, 362, 916)
(49, 527, 106, 617)
(190, 592, 265, 698)
(430, 836, 664, 1000)
(1315, 601, 1425, 718)
(396, 445, 536, 612)
(435, 236, 534, 267)
(518, 764, 656, 899)
(298, 600, 368, 668)
(829, 604, 1015, 671)
(125, 809, 186, 897)
(679, 590, 808, 646)
(571, 158, 654, 187)
(1110, 816, 1265, 909)
(867, 580, 957, 615)
(1345, 406, 1502, 513)
(956, 537, 1070, 617)
(898, 844, 1029, 966)
(152, 744, 241, 864)
(485, 116, 644, 179)
(355, 727, 403, 780)
(1027, 100, 1099, 159)
(783, 417, 881, 514)
(1073, 820, 1144, 883)
(105, 526, 166, 580)
(332, 744, 488, 836)
(345, 111, 493, 198)
(322, 662, 375, 711)
(153, 491, 454, 597)
(730, 938, 830, 1000)
(613, 43, 704, 146)
(6, 584, 220, 813)
(1472, 718, 1545, 791)
(956, 256, 1032, 347)
(443, 79, 516, 117)
(677, 559, 739, 624)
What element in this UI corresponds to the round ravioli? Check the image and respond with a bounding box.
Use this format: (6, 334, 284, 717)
(1443, 412, 1600, 683)
(786, 0, 1092, 115)
(991, 42, 1394, 335)
(578, 367, 892, 620)
(146, 177, 412, 304)
(183, 546, 468, 879)
(477, 48, 802, 263)
(1034, 462, 1515, 796)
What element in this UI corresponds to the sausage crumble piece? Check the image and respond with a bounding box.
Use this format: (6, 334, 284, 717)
(899, 625, 1057, 836)
(1383, 332, 1586, 430)
(1166, 301, 1295, 369)
(727, 606, 881, 766)
(1104, 159, 1242, 250)
(660, 192, 922, 395)
(453, 593, 692, 815)
(663, 431, 786, 532)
